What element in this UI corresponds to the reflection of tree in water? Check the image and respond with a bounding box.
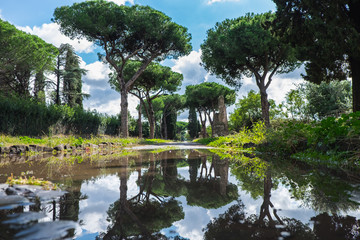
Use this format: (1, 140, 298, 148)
(226, 154, 360, 239)
(145, 151, 238, 209)
(285, 170, 360, 214)
(203, 200, 315, 240)
(186, 154, 238, 209)
(204, 168, 316, 239)
(99, 154, 185, 240)
(59, 179, 87, 236)
(311, 213, 360, 239)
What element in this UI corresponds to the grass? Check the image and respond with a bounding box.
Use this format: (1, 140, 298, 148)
(0, 134, 142, 148)
(6, 173, 58, 190)
(140, 138, 174, 145)
(194, 121, 266, 150)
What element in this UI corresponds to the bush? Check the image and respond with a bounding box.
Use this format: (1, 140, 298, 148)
(0, 94, 122, 137)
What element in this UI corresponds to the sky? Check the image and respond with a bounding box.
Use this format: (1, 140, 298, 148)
(0, 0, 304, 121)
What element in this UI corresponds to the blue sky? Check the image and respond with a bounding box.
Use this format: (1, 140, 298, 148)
(0, 0, 303, 120)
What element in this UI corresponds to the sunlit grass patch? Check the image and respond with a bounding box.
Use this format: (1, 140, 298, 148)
(0, 134, 141, 148)
(6, 173, 58, 190)
(141, 138, 173, 145)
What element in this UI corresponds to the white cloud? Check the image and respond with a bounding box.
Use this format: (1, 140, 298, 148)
(172, 50, 208, 88)
(84, 61, 112, 82)
(207, 0, 243, 5)
(81, 60, 139, 116)
(267, 77, 304, 104)
(18, 23, 95, 53)
(106, 0, 134, 5)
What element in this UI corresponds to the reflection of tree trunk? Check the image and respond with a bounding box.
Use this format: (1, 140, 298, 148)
(258, 170, 283, 227)
(188, 151, 202, 183)
(213, 155, 229, 196)
(59, 180, 82, 236)
(52, 200, 56, 221)
(104, 156, 150, 240)
(199, 156, 208, 179)
(145, 153, 156, 202)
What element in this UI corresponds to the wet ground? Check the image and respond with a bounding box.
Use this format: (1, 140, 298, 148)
(0, 146, 359, 239)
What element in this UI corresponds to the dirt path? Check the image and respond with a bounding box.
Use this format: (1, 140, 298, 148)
(125, 142, 214, 150)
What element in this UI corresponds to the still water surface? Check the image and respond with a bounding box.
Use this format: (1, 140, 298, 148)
(0, 148, 359, 239)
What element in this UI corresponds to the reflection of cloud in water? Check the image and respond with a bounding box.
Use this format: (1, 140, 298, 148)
(177, 167, 190, 181)
(271, 184, 317, 223)
(76, 172, 152, 237)
(173, 196, 238, 240)
(78, 175, 120, 235)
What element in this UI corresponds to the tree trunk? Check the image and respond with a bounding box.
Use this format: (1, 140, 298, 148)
(350, 55, 360, 112)
(259, 86, 271, 127)
(120, 88, 129, 138)
(348, 1, 360, 112)
(163, 114, 168, 140)
(138, 100, 142, 138)
(206, 111, 214, 137)
(55, 55, 61, 105)
(198, 110, 208, 138)
(149, 102, 155, 139)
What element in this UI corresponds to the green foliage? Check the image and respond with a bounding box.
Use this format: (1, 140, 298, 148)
(0, 19, 58, 97)
(207, 121, 266, 149)
(282, 88, 308, 120)
(176, 121, 188, 141)
(18, 136, 46, 145)
(185, 82, 236, 110)
(305, 81, 352, 119)
(141, 138, 172, 145)
(201, 12, 299, 126)
(0, 94, 125, 137)
(229, 90, 279, 131)
(53, 0, 192, 137)
(273, 0, 360, 112)
(265, 112, 360, 170)
(62, 44, 87, 108)
(273, 0, 356, 83)
(185, 82, 236, 136)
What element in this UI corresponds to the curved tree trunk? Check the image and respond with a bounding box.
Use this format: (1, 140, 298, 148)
(120, 88, 129, 138)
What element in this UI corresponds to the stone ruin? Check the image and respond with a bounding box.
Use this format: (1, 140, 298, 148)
(212, 95, 229, 137)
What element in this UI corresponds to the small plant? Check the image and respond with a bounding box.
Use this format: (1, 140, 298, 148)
(6, 173, 58, 190)
(73, 137, 84, 147)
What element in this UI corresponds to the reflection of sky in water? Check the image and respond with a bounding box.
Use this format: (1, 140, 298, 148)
(72, 161, 360, 239)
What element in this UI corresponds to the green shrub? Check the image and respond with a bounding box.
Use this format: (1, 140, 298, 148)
(0, 94, 123, 137)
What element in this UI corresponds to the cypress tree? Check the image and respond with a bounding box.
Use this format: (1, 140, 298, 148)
(188, 107, 198, 139)
(33, 70, 46, 103)
(63, 45, 86, 108)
